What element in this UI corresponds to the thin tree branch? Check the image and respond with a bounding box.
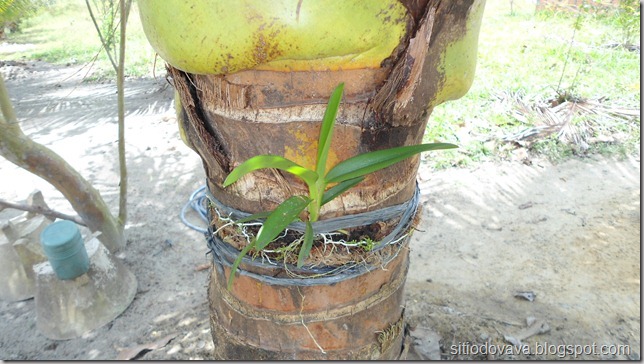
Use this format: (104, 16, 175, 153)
(0, 75, 17, 124)
(117, 0, 132, 226)
(0, 74, 124, 252)
(85, 0, 118, 72)
(0, 198, 87, 226)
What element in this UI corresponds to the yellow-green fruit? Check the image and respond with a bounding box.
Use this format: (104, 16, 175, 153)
(138, 0, 409, 75)
(173, 90, 189, 147)
(432, 0, 486, 106)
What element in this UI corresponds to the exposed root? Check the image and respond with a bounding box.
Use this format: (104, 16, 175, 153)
(377, 315, 405, 354)
(208, 204, 410, 277)
(297, 288, 326, 355)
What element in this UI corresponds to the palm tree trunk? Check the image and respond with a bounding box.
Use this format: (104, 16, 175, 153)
(139, 0, 486, 359)
(167, 0, 486, 221)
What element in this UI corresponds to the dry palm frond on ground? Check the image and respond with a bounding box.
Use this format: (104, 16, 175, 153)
(499, 91, 640, 150)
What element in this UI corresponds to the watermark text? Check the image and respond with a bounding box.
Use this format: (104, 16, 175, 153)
(450, 341, 631, 358)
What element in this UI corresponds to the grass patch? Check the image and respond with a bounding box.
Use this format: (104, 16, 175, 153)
(424, 0, 640, 168)
(1, 0, 165, 80)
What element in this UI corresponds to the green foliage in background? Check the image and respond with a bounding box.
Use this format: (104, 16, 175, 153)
(425, 0, 640, 167)
(88, 0, 119, 58)
(0, 0, 163, 79)
(612, 0, 640, 47)
(0, 0, 50, 35)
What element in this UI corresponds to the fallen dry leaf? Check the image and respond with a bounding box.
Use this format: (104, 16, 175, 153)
(503, 318, 550, 346)
(116, 334, 176, 360)
(514, 291, 536, 302)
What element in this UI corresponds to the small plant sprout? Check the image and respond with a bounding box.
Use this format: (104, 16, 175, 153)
(222, 83, 457, 289)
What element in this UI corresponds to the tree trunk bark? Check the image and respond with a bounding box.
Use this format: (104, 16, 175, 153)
(168, 0, 486, 221)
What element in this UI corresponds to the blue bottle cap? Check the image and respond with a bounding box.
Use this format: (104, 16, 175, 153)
(40, 220, 82, 255)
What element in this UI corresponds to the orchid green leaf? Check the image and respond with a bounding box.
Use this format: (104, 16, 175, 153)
(316, 83, 344, 176)
(227, 195, 311, 290)
(320, 177, 364, 206)
(254, 195, 311, 250)
(227, 242, 254, 290)
(223, 82, 459, 288)
(223, 155, 318, 189)
(297, 221, 314, 268)
(325, 143, 458, 183)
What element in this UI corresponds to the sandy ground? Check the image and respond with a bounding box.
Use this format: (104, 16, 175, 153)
(0, 61, 639, 360)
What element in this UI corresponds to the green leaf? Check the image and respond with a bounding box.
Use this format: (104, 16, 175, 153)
(254, 195, 311, 250)
(325, 143, 458, 183)
(316, 83, 344, 176)
(297, 221, 314, 267)
(227, 195, 311, 290)
(227, 242, 255, 290)
(320, 176, 364, 206)
(223, 155, 318, 189)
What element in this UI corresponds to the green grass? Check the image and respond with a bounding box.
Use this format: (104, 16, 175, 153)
(424, 0, 640, 167)
(1, 0, 640, 164)
(1, 0, 165, 80)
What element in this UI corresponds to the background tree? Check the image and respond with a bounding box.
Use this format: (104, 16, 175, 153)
(0, 0, 132, 252)
(0, 0, 48, 38)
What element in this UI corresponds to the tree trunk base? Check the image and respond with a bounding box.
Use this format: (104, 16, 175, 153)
(207, 234, 410, 360)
